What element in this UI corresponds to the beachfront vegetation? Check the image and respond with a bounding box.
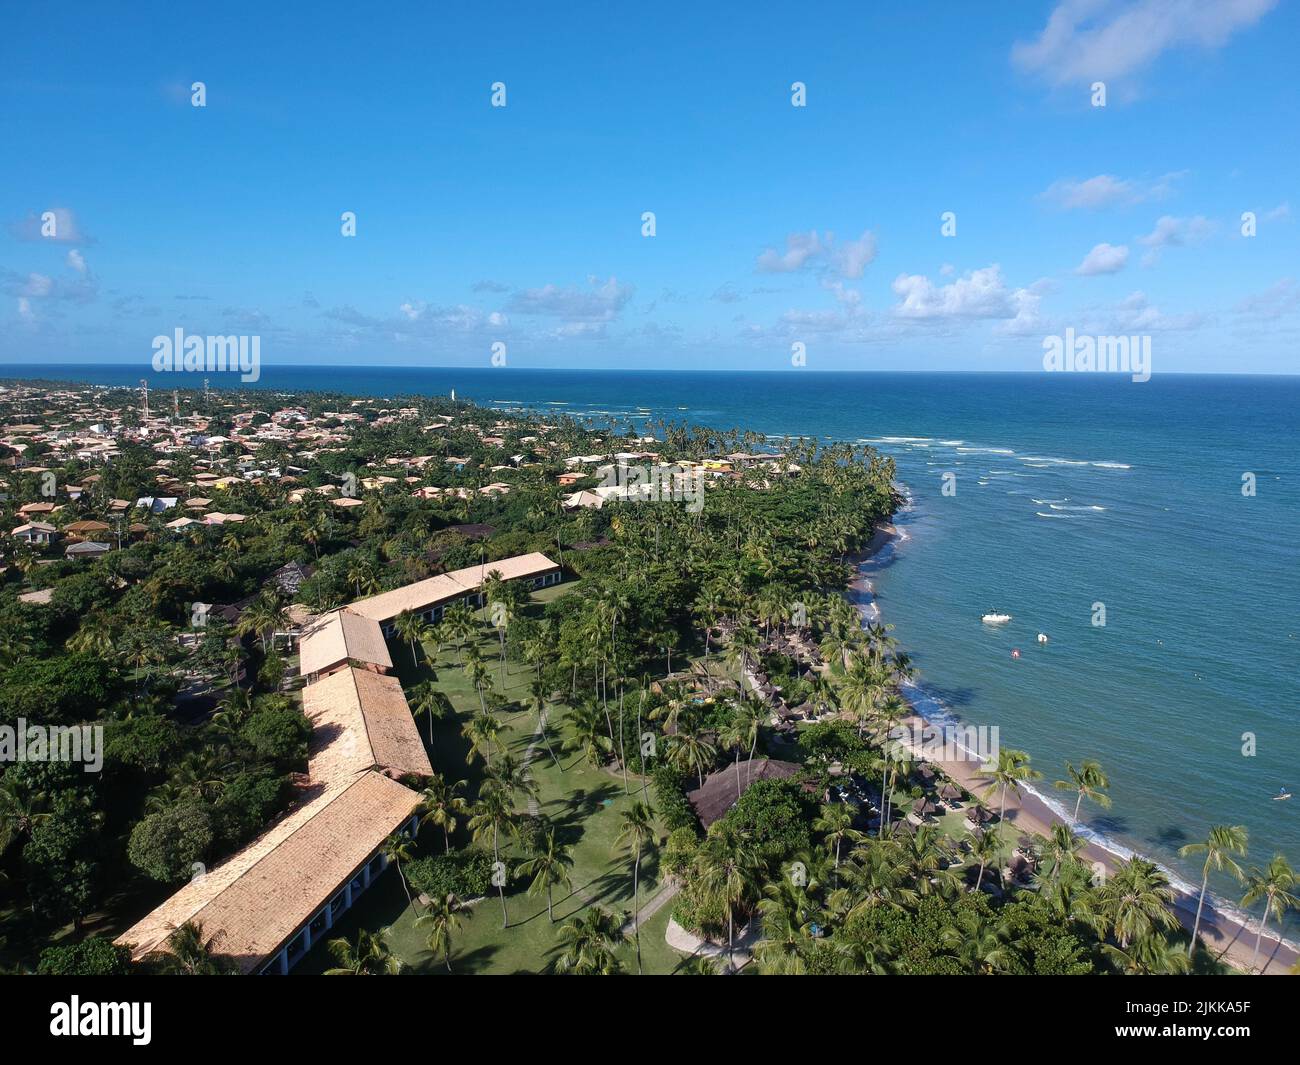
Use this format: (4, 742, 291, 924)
(0, 379, 1293, 975)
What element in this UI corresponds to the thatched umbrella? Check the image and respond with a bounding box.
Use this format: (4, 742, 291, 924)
(966, 805, 993, 824)
(912, 797, 939, 818)
(939, 782, 963, 803)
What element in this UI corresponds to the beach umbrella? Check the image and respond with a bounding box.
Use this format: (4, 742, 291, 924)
(939, 782, 962, 802)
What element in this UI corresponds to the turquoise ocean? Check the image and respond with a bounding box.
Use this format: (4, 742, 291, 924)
(5, 365, 1298, 931)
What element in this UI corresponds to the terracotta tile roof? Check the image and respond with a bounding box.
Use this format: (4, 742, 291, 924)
(115, 773, 421, 973)
(303, 667, 432, 784)
(349, 551, 558, 623)
(298, 608, 393, 676)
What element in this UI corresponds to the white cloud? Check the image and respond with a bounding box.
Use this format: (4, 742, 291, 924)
(1263, 202, 1291, 222)
(507, 275, 633, 323)
(1076, 242, 1130, 275)
(1137, 214, 1214, 264)
(67, 249, 87, 275)
(17, 297, 33, 321)
(891, 265, 1019, 320)
(1041, 172, 1183, 210)
(1012, 0, 1276, 87)
(1234, 278, 1299, 320)
(1102, 290, 1206, 332)
(756, 228, 877, 278)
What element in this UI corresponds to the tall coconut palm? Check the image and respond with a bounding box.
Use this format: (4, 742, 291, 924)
(668, 726, 716, 789)
(469, 789, 514, 928)
(977, 748, 1042, 823)
(813, 802, 862, 872)
(1179, 824, 1248, 957)
(1096, 856, 1179, 949)
(393, 609, 429, 669)
(551, 907, 622, 975)
(146, 920, 235, 975)
(461, 711, 507, 768)
(416, 893, 468, 972)
(381, 832, 416, 908)
(410, 682, 452, 747)
(567, 702, 612, 768)
(0, 775, 50, 855)
(694, 824, 762, 973)
(324, 927, 401, 975)
(1240, 854, 1296, 973)
(614, 801, 656, 974)
(419, 773, 469, 853)
(968, 827, 1003, 894)
(516, 829, 574, 923)
(1053, 759, 1112, 822)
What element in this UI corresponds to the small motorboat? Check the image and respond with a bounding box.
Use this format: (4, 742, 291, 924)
(1037, 633, 1048, 644)
(1010, 648, 1021, 659)
(981, 612, 1013, 624)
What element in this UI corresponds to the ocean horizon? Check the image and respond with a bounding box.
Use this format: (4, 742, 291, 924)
(5, 363, 1298, 934)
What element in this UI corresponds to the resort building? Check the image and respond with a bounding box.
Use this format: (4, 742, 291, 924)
(298, 608, 394, 682)
(349, 550, 561, 632)
(115, 771, 424, 975)
(117, 550, 564, 974)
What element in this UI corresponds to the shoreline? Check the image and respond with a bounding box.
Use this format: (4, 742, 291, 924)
(849, 521, 1298, 976)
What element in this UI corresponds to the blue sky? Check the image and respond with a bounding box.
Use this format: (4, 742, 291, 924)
(2, 0, 1297, 372)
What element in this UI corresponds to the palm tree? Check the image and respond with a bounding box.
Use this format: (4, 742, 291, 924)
(614, 801, 656, 974)
(0, 775, 50, 855)
(461, 711, 508, 768)
(694, 824, 762, 973)
(146, 920, 234, 975)
(1054, 760, 1112, 822)
(977, 748, 1042, 823)
(813, 802, 862, 872)
(469, 789, 514, 928)
(410, 682, 452, 747)
(325, 927, 401, 975)
(416, 893, 468, 972)
(393, 609, 429, 669)
(668, 726, 716, 789)
(1240, 854, 1296, 973)
(968, 827, 1003, 893)
(441, 602, 476, 663)
(1096, 856, 1179, 949)
(382, 832, 416, 908)
(567, 702, 611, 768)
(516, 829, 574, 923)
(1179, 824, 1248, 957)
(419, 773, 469, 852)
(551, 907, 622, 975)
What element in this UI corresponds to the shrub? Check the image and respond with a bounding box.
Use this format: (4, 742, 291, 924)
(652, 764, 698, 833)
(127, 800, 212, 883)
(407, 848, 495, 899)
(38, 937, 133, 976)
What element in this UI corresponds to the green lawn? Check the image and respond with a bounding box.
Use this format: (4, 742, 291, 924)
(299, 581, 696, 975)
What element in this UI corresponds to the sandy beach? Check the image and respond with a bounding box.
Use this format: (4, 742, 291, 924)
(851, 523, 1298, 976)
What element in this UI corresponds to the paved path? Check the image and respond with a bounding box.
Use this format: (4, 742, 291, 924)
(621, 879, 681, 935)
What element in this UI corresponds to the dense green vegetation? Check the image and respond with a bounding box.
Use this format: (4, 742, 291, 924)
(1, 380, 1294, 976)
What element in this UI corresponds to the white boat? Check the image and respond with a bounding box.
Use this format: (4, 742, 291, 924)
(1037, 633, 1049, 644)
(981, 612, 1013, 624)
